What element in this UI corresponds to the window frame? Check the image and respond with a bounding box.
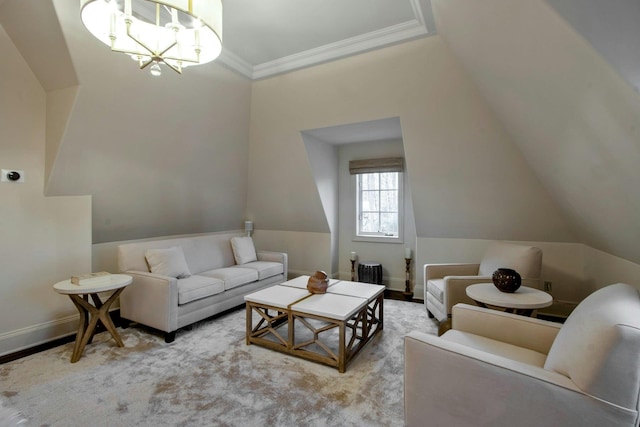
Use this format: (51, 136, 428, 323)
(353, 171, 404, 243)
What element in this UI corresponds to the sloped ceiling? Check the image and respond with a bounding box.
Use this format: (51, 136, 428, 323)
(432, 0, 640, 264)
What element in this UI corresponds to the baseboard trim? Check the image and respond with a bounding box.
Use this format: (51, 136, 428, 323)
(0, 309, 121, 364)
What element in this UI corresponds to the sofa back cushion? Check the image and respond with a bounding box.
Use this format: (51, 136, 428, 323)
(544, 283, 640, 409)
(231, 237, 258, 264)
(118, 233, 240, 275)
(478, 242, 542, 278)
(145, 246, 192, 279)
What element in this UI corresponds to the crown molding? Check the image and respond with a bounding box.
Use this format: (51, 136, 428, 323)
(218, 0, 433, 80)
(218, 48, 254, 79)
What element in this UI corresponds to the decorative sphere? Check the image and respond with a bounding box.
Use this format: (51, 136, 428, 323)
(492, 268, 521, 293)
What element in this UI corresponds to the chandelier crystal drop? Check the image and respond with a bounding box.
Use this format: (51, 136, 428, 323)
(80, 0, 222, 76)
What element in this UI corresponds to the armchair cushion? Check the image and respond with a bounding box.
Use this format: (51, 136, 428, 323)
(544, 283, 640, 408)
(478, 241, 542, 277)
(426, 279, 445, 303)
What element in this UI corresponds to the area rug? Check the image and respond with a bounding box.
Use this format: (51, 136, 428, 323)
(0, 299, 437, 427)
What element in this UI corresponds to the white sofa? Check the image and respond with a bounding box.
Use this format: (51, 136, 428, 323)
(405, 283, 640, 426)
(117, 232, 287, 342)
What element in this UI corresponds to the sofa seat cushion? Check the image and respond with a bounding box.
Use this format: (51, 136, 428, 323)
(441, 330, 547, 367)
(201, 267, 259, 291)
(234, 261, 283, 280)
(177, 275, 225, 305)
(427, 279, 445, 304)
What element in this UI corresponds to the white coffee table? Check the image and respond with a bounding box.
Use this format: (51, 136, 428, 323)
(466, 282, 552, 316)
(245, 277, 384, 372)
(53, 274, 132, 363)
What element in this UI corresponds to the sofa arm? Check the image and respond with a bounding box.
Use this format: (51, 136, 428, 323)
(119, 270, 179, 333)
(404, 331, 635, 427)
(451, 304, 561, 354)
(257, 251, 288, 279)
(424, 263, 480, 280)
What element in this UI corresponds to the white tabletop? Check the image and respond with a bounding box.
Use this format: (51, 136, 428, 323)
(327, 281, 385, 301)
(53, 274, 132, 295)
(466, 283, 552, 309)
(291, 293, 368, 321)
(243, 284, 310, 308)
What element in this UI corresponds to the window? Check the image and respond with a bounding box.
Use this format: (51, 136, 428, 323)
(349, 157, 404, 242)
(356, 171, 403, 240)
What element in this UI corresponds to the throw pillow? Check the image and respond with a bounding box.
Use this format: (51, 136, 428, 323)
(145, 246, 192, 279)
(231, 236, 257, 265)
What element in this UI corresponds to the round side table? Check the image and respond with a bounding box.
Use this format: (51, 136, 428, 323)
(465, 283, 552, 317)
(53, 274, 132, 363)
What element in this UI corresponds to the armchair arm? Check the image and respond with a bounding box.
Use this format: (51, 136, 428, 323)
(441, 276, 491, 315)
(451, 304, 561, 354)
(424, 263, 480, 279)
(404, 331, 636, 427)
(119, 270, 179, 333)
(257, 251, 288, 279)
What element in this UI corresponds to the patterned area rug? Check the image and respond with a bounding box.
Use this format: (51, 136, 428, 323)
(1, 299, 437, 426)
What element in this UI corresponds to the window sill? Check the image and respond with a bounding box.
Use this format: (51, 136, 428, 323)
(353, 235, 404, 244)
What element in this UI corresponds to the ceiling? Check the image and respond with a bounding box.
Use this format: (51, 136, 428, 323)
(302, 117, 402, 145)
(0, 0, 436, 86)
(221, 0, 436, 79)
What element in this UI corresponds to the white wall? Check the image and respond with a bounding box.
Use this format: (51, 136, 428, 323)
(0, 25, 92, 356)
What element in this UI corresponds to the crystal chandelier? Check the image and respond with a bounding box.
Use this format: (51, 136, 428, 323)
(80, 0, 222, 76)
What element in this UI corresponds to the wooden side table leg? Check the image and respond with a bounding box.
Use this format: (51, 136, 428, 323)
(69, 296, 88, 363)
(95, 288, 126, 347)
(68, 294, 101, 363)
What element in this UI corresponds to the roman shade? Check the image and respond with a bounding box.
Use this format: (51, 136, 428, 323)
(349, 157, 404, 174)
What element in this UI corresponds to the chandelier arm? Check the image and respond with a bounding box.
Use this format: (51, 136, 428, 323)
(160, 55, 199, 65)
(125, 21, 157, 57)
(162, 61, 183, 75)
(157, 40, 179, 58)
(139, 57, 154, 70)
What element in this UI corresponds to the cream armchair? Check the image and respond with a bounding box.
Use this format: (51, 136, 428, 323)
(424, 241, 542, 322)
(405, 283, 640, 426)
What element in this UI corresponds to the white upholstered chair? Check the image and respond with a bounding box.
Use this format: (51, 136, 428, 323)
(405, 283, 640, 426)
(424, 241, 543, 322)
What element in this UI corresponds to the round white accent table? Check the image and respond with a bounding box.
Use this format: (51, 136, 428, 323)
(53, 274, 132, 363)
(465, 283, 552, 317)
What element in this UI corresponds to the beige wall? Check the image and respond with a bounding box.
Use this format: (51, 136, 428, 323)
(46, 0, 253, 244)
(584, 248, 640, 291)
(433, 0, 640, 265)
(247, 35, 577, 286)
(0, 25, 92, 356)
